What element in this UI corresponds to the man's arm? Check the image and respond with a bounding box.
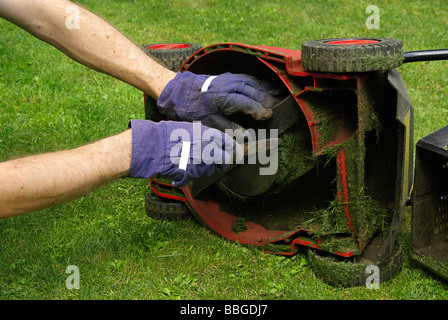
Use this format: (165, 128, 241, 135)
(0, 130, 132, 218)
(0, 120, 240, 219)
(0, 0, 175, 98)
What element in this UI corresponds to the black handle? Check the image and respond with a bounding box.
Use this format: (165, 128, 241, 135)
(403, 49, 448, 63)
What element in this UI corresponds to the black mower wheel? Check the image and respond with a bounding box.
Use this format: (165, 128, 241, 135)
(142, 43, 202, 121)
(145, 191, 190, 221)
(307, 242, 403, 287)
(301, 37, 403, 73)
(142, 43, 202, 71)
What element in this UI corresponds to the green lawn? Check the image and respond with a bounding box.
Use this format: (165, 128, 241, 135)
(1, 0, 448, 300)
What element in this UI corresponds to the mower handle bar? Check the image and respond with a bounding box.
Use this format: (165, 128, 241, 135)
(403, 49, 448, 63)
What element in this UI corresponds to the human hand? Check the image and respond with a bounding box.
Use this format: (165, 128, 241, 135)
(127, 119, 242, 187)
(156, 71, 281, 122)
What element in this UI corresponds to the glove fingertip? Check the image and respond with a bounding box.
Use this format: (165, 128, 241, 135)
(257, 107, 273, 120)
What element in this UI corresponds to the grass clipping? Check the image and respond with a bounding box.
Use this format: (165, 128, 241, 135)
(304, 140, 388, 232)
(232, 217, 247, 233)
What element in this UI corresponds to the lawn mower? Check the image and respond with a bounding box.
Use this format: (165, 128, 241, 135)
(141, 38, 448, 287)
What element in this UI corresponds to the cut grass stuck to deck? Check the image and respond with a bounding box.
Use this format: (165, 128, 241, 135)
(1, 0, 448, 300)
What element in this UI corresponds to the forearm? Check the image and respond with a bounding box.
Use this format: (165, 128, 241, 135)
(0, 0, 175, 98)
(0, 130, 132, 218)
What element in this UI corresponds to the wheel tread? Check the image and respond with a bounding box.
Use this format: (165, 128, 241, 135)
(301, 38, 403, 73)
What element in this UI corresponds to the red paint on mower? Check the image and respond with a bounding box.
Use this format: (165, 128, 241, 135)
(326, 39, 379, 45)
(145, 43, 191, 50)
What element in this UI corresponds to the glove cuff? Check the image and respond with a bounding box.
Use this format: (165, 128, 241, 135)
(126, 119, 165, 179)
(157, 71, 181, 117)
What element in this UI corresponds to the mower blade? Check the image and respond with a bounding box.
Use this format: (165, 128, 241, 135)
(266, 95, 302, 135)
(243, 137, 281, 158)
(190, 138, 281, 198)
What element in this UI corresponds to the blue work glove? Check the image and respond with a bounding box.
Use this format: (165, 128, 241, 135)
(157, 71, 281, 122)
(127, 119, 242, 187)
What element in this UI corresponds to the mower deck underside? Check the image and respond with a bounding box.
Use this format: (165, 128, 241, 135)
(149, 43, 413, 259)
